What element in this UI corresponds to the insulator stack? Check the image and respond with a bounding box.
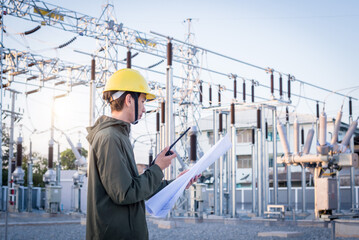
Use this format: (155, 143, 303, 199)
(48, 142, 54, 169)
(219, 113, 223, 133)
(257, 109, 261, 129)
(156, 111, 160, 132)
(199, 81, 203, 104)
(190, 127, 197, 163)
(303, 128, 314, 154)
(24, 25, 41, 35)
(270, 72, 274, 96)
(265, 121, 268, 139)
(16, 137, 22, 167)
(127, 50, 131, 69)
(286, 107, 289, 123)
(316, 102, 319, 119)
(233, 77, 237, 99)
(301, 127, 304, 145)
(288, 75, 291, 100)
(279, 75, 283, 98)
(91, 58, 95, 80)
(209, 84, 212, 106)
(319, 112, 327, 146)
(11, 160, 15, 174)
(252, 128, 255, 144)
(231, 103, 235, 125)
(251, 82, 255, 103)
(161, 102, 165, 124)
(349, 97, 352, 116)
(243, 80, 246, 102)
(58, 37, 77, 49)
(167, 41, 172, 66)
(218, 85, 221, 106)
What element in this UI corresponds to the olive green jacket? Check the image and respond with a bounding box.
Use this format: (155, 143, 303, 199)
(86, 116, 170, 240)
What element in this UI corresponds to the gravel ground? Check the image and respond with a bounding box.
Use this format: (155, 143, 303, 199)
(0, 213, 358, 240)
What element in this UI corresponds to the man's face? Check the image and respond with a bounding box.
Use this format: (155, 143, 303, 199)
(137, 93, 146, 120)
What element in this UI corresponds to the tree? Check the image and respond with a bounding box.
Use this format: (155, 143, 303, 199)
(31, 154, 48, 187)
(60, 147, 88, 170)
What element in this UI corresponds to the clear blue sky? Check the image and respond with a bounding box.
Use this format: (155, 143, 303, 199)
(2, 0, 359, 162)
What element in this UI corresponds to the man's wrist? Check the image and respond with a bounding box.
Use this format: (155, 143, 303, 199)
(155, 163, 163, 170)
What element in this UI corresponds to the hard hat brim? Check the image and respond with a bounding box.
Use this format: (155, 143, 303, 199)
(146, 93, 156, 101)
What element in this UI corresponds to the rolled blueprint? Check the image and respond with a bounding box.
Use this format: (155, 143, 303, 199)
(146, 134, 232, 218)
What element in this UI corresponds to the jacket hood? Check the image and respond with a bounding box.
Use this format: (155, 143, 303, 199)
(86, 115, 131, 144)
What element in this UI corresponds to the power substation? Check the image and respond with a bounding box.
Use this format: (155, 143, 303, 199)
(1, 0, 359, 239)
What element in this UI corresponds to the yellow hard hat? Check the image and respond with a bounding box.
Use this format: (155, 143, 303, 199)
(104, 68, 156, 100)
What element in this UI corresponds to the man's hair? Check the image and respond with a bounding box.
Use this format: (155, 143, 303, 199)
(103, 91, 140, 112)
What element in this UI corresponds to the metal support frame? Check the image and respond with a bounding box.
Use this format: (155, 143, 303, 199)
(0, 4, 4, 213)
(286, 120, 292, 211)
(230, 110, 236, 217)
(213, 110, 219, 215)
(251, 136, 256, 213)
(273, 109, 278, 204)
(301, 163, 306, 212)
(257, 110, 263, 216)
(4, 89, 20, 239)
(263, 111, 269, 213)
(27, 140, 33, 212)
(219, 130, 224, 215)
(349, 116, 356, 210)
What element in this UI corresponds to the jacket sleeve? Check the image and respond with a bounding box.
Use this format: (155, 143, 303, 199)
(94, 134, 165, 205)
(145, 179, 174, 200)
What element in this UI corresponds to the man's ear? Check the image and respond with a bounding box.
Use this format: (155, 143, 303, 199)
(124, 94, 132, 107)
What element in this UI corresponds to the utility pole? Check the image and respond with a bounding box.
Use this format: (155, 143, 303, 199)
(0, 2, 6, 213)
(4, 89, 21, 240)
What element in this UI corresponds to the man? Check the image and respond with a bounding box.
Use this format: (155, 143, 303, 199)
(86, 68, 177, 239)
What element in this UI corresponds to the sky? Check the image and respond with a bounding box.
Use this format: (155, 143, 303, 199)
(1, 0, 359, 164)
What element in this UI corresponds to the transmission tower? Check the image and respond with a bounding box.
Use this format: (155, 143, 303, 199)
(177, 18, 202, 165)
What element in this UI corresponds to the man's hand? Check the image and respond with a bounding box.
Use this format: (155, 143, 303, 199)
(155, 146, 177, 170)
(177, 169, 201, 189)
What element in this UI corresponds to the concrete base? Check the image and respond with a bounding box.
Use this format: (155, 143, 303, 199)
(224, 218, 240, 225)
(258, 231, 303, 238)
(156, 220, 176, 229)
(183, 218, 203, 224)
(81, 217, 86, 225)
(296, 212, 310, 217)
(335, 220, 359, 238)
(247, 213, 257, 218)
(206, 214, 225, 219)
(296, 220, 328, 228)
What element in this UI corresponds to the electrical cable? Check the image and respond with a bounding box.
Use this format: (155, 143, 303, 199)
(293, 82, 303, 110)
(302, 85, 316, 123)
(323, 85, 359, 103)
(342, 86, 359, 106)
(24, 84, 39, 131)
